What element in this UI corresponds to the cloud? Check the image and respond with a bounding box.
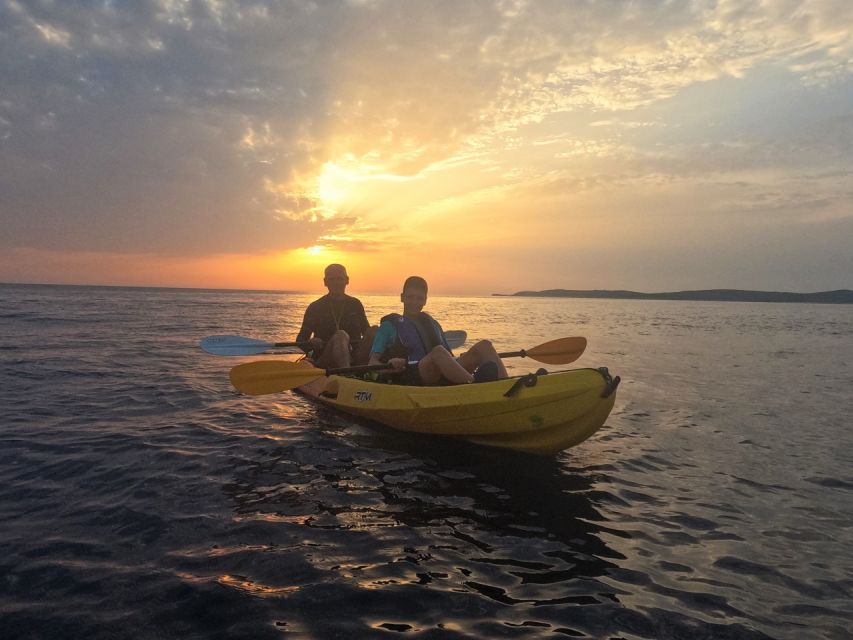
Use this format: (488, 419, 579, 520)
(1, 0, 852, 265)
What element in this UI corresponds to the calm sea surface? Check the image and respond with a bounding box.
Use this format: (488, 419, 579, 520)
(1, 283, 851, 640)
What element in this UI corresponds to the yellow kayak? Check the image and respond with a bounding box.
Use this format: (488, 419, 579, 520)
(297, 367, 620, 455)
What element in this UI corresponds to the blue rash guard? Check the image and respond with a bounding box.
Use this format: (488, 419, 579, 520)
(370, 312, 451, 383)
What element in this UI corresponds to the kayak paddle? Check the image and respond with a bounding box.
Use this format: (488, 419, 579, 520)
(444, 330, 467, 349)
(230, 360, 404, 396)
(229, 336, 587, 395)
(202, 330, 467, 356)
(201, 335, 309, 356)
(498, 336, 586, 365)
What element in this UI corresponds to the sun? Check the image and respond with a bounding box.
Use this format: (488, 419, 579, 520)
(316, 162, 357, 211)
(306, 245, 323, 256)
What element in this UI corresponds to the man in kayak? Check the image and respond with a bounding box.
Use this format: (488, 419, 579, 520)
(296, 264, 374, 368)
(369, 276, 508, 385)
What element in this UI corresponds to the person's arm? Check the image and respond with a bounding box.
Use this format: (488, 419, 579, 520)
(368, 321, 390, 364)
(295, 303, 323, 351)
(355, 299, 370, 339)
(368, 321, 405, 371)
(434, 319, 451, 351)
(295, 306, 313, 343)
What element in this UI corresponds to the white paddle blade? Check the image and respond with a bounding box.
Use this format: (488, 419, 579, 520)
(201, 335, 273, 356)
(445, 330, 467, 349)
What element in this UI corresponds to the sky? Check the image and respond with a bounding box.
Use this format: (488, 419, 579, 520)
(1, 0, 851, 295)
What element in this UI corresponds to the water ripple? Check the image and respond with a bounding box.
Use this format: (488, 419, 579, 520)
(2, 285, 852, 639)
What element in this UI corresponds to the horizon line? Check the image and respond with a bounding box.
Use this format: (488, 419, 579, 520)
(3, 281, 850, 297)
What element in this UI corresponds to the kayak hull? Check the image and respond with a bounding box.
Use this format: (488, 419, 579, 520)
(297, 367, 619, 455)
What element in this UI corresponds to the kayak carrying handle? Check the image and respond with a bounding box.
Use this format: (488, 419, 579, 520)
(504, 368, 548, 398)
(599, 367, 621, 398)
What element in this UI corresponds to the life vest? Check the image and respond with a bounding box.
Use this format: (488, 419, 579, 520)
(380, 312, 448, 362)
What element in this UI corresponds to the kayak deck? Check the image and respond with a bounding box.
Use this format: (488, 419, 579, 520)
(297, 367, 620, 455)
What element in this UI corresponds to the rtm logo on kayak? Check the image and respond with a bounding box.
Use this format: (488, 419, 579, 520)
(354, 391, 373, 402)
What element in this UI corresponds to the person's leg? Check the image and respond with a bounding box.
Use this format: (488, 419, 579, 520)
(316, 330, 352, 369)
(456, 340, 508, 378)
(417, 346, 474, 385)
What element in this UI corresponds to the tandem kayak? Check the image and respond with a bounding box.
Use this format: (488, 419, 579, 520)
(297, 367, 620, 455)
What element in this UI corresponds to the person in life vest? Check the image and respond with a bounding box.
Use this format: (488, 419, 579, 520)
(368, 276, 508, 385)
(296, 264, 376, 368)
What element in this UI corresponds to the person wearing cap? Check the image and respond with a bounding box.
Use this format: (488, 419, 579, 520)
(296, 264, 374, 368)
(368, 275, 507, 385)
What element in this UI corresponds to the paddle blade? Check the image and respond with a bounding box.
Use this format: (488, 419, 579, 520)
(230, 360, 325, 395)
(444, 330, 467, 349)
(525, 337, 587, 364)
(202, 335, 273, 356)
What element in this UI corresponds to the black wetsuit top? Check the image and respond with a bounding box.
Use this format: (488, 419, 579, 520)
(295, 294, 369, 353)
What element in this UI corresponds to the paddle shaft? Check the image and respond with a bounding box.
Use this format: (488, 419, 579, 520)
(228, 337, 585, 395)
(286, 330, 464, 349)
(274, 339, 370, 348)
(498, 349, 534, 359)
(322, 361, 416, 376)
(240, 340, 582, 386)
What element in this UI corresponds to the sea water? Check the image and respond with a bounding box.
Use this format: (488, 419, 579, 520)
(1, 283, 851, 639)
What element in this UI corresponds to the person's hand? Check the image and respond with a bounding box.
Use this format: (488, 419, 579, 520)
(388, 357, 407, 372)
(309, 338, 324, 351)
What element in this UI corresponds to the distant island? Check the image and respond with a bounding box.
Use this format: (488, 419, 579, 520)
(493, 289, 853, 304)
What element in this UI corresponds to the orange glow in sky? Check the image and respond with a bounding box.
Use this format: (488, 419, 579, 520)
(2, 2, 852, 293)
